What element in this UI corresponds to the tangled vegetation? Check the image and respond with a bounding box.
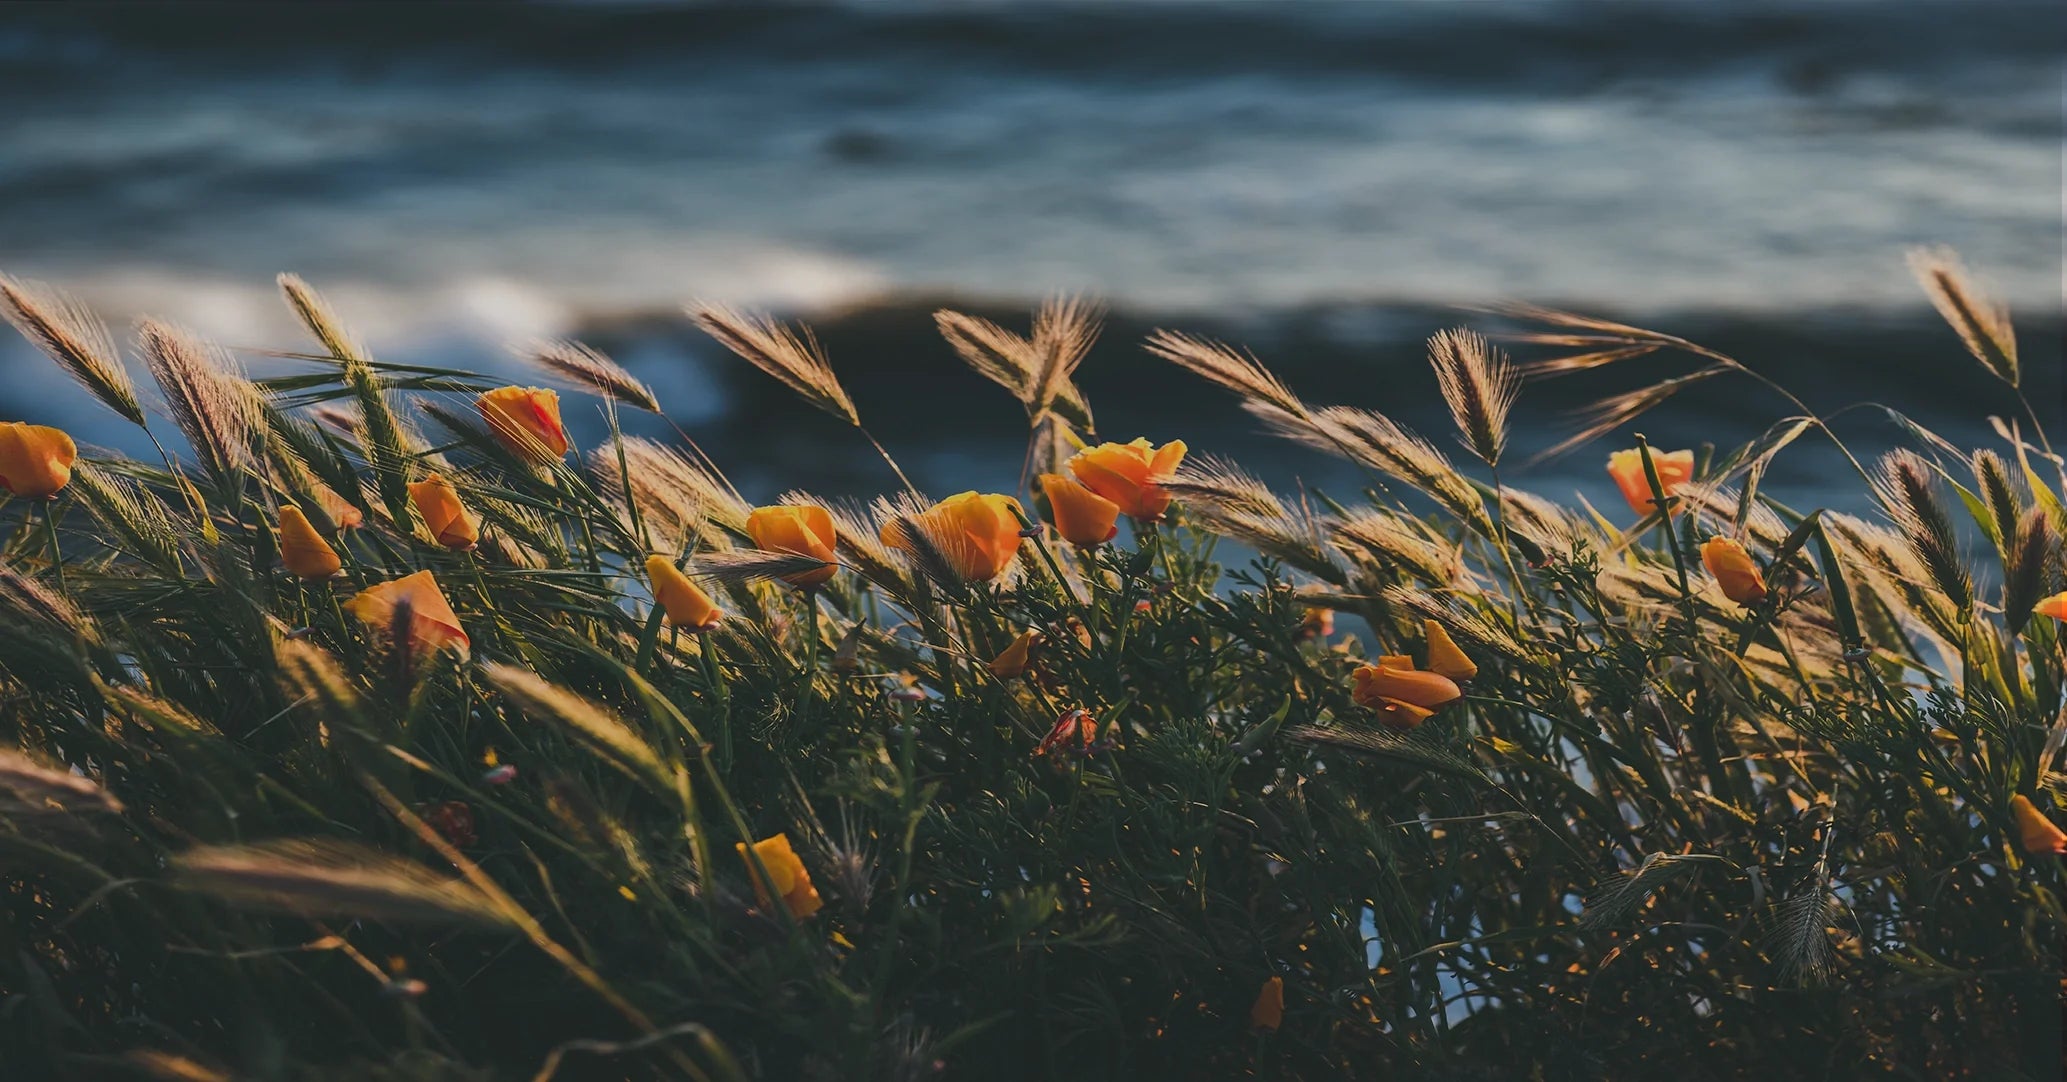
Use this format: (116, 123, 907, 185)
(0, 252, 2059, 1080)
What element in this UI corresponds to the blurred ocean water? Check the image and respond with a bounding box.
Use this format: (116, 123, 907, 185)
(0, 1, 2057, 507)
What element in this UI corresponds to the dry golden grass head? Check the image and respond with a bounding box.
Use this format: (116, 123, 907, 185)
(2003, 506, 2055, 633)
(694, 548, 840, 589)
(814, 500, 908, 597)
(138, 320, 261, 483)
(276, 273, 369, 365)
(482, 663, 672, 791)
(524, 338, 661, 414)
(1028, 295, 1102, 419)
(0, 275, 144, 426)
(71, 463, 183, 573)
(1874, 450, 1972, 613)
(689, 304, 857, 426)
(1144, 329, 1305, 419)
(1274, 405, 1493, 535)
(0, 562, 95, 645)
(1535, 364, 1729, 464)
(1427, 327, 1518, 468)
(935, 304, 1097, 431)
(1164, 456, 1288, 521)
(176, 839, 510, 926)
(589, 437, 748, 552)
(1907, 246, 2017, 387)
(0, 749, 124, 816)
(1333, 511, 1461, 586)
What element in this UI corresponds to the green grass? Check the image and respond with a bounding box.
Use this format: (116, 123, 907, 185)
(0, 256, 2059, 1080)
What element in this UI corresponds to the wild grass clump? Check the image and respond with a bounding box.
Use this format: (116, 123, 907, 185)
(0, 254, 2059, 1080)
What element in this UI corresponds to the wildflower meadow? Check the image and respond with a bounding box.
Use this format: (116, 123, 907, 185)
(0, 252, 2059, 1079)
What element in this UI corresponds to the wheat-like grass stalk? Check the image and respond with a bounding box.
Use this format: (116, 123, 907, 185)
(1907, 246, 2017, 387)
(935, 310, 1035, 394)
(277, 273, 367, 363)
(2003, 507, 2055, 634)
(0, 561, 96, 645)
(820, 497, 914, 597)
(1333, 511, 1462, 586)
(1428, 327, 1518, 468)
(1579, 852, 1702, 931)
(1261, 404, 1493, 535)
(1874, 450, 1972, 614)
(524, 338, 661, 414)
(71, 462, 183, 573)
(0, 275, 145, 427)
(1028, 295, 1102, 420)
(1144, 329, 1306, 420)
(0, 749, 124, 815)
(689, 304, 857, 426)
(1534, 364, 1730, 464)
(482, 664, 673, 792)
(176, 839, 511, 926)
(137, 320, 261, 486)
(694, 548, 840, 588)
(1379, 585, 1530, 662)
(1163, 456, 1289, 521)
(1970, 449, 2022, 548)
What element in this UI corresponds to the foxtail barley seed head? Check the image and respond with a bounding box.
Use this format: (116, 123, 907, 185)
(0, 275, 145, 426)
(1427, 327, 1518, 468)
(690, 304, 858, 426)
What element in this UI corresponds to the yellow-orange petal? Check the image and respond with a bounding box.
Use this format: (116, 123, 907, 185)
(1700, 537, 1769, 606)
(277, 505, 342, 579)
(0, 422, 78, 500)
(409, 474, 479, 551)
(2010, 794, 2067, 856)
(745, 504, 840, 588)
(345, 570, 470, 658)
(737, 833, 822, 919)
(988, 628, 1043, 679)
(1423, 620, 1477, 681)
(1351, 662, 1461, 713)
(1067, 438, 1185, 520)
(476, 386, 569, 463)
(1040, 472, 1121, 548)
(2033, 591, 2067, 622)
(1606, 447, 1695, 516)
(1249, 976, 1285, 1032)
(646, 554, 722, 630)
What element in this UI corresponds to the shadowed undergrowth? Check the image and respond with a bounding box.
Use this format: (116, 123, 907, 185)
(0, 252, 2059, 1080)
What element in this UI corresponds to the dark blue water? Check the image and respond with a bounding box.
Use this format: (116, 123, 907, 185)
(0, 1, 2058, 509)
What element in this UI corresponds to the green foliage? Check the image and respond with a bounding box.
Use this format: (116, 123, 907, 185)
(0, 257, 2060, 1080)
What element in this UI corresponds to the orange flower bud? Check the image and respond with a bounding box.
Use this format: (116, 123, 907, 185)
(1700, 537, 1768, 606)
(2010, 795, 2067, 856)
(1067, 437, 1186, 521)
(737, 832, 823, 919)
(1351, 658, 1461, 730)
(345, 570, 469, 658)
(2034, 591, 2067, 622)
(988, 628, 1043, 679)
(476, 386, 569, 463)
(646, 554, 722, 631)
(1249, 976, 1285, 1032)
(1606, 447, 1695, 516)
(409, 474, 479, 551)
(880, 491, 1024, 583)
(313, 481, 363, 529)
(0, 422, 77, 499)
(277, 505, 342, 580)
(1423, 620, 1476, 681)
(745, 504, 840, 589)
(1301, 607, 1335, 640)
(1039, 472, 1120, 548)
